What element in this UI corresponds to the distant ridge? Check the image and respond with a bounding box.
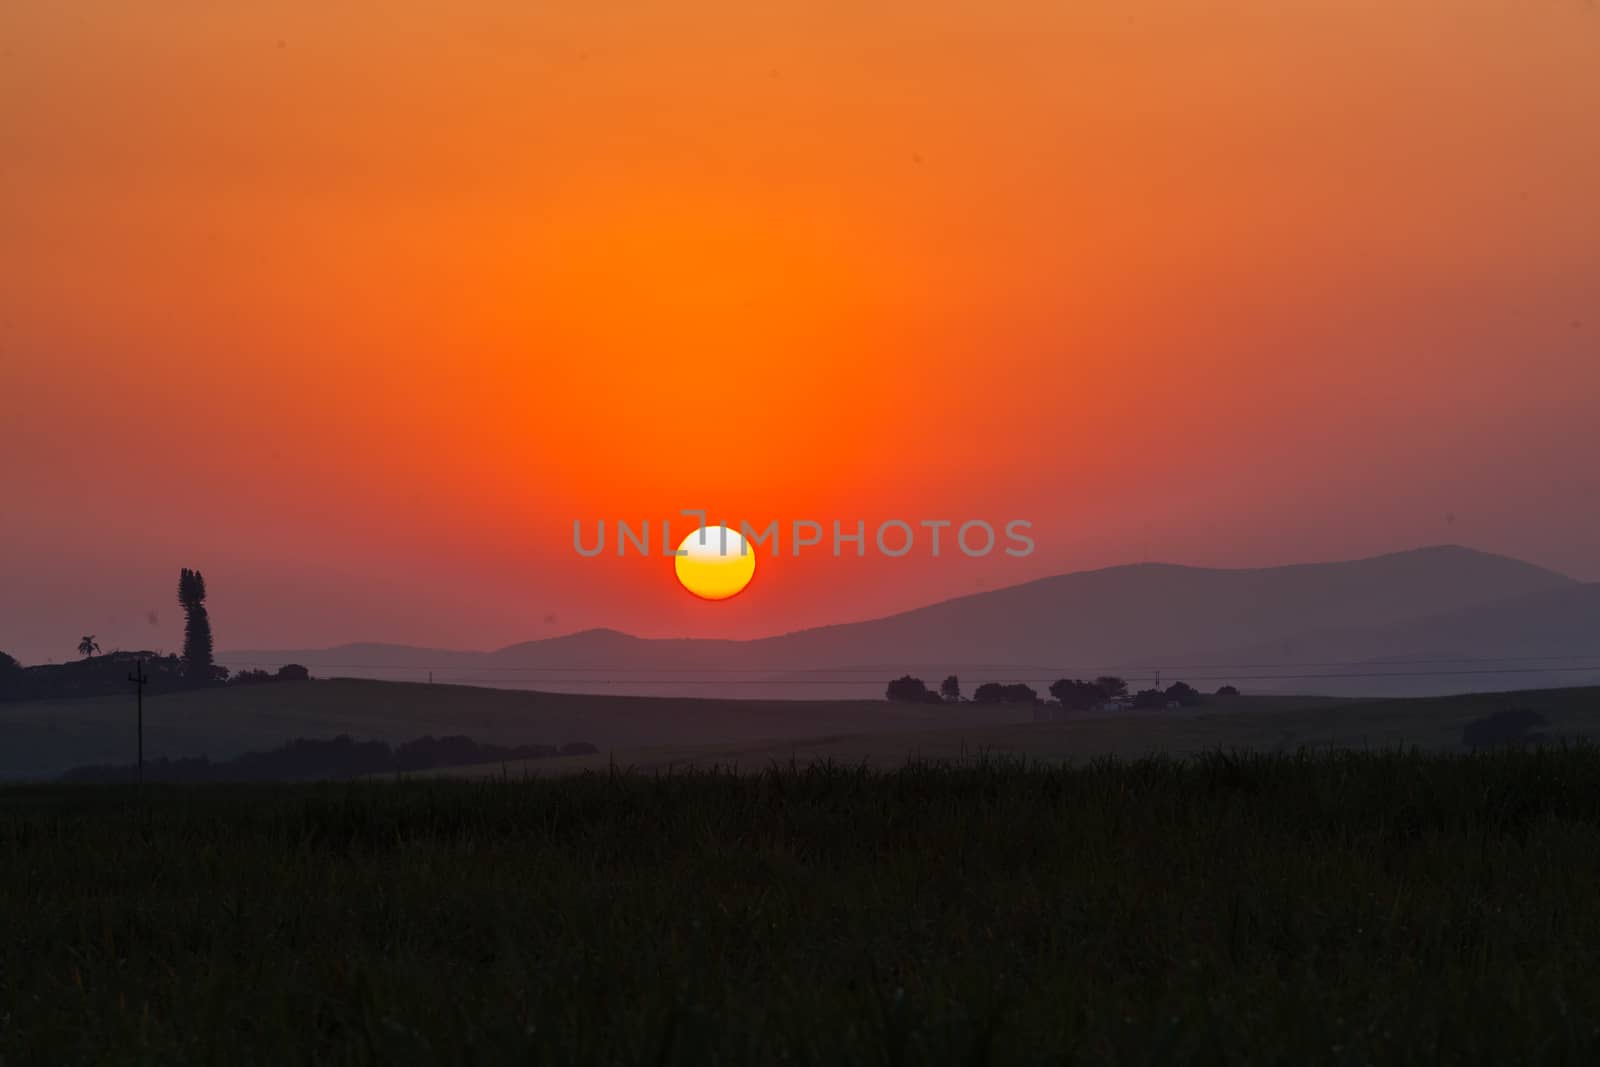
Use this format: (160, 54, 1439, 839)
(221, 546, 1592, 696)
(1203, 582, 1600, 688)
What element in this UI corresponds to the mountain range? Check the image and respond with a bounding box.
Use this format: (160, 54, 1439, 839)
(222, 545, 1600, 698)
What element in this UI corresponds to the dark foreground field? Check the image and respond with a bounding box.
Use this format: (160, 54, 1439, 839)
(5, 750, 1600, 1065)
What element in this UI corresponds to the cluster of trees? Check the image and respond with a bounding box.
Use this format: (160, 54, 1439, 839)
(1047, 676, 1129, 709)
(59, 734, 603, 784)
(1, 567, 317, 701)
(1135, 681, 1204, 708)
(887, 674, 1040, 704)
(0, 651, 190, 703)
(974, 682, 1043, 704)
(885, 675, 954, 703)
(887, 673, 1242, 708)
(0, 652, 313, 703)
(228, 664, 311, 686)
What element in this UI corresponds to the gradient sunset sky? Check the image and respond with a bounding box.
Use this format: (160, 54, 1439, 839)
(2, 1, 1596, 663)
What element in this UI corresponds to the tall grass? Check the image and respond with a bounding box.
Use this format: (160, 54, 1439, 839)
(4, 748, 1600, 1064)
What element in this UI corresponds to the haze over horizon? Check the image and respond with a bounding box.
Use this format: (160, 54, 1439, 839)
(7, 5, 1600, 1059)
(4, 1, 1597, 664)
(3, 542, 1592, 669)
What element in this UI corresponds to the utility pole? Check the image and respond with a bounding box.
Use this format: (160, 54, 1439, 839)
(128, 658, 148, 786)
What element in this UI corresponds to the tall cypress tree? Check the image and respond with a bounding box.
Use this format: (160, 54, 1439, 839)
(178, 567, 215, 682)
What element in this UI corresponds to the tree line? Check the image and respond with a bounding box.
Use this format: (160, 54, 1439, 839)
(886, 674, 1240, 708)
(1, 567, 311, 702)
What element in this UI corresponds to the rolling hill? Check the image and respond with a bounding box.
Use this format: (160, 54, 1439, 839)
(222, 545, 1593, 697)
(0, 678, 1041, 781)
(1201, 583, 1600, 695)
(419, 687, 1600, 779)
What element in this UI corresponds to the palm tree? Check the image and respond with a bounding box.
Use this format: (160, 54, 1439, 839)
(78, 635, 101, 658)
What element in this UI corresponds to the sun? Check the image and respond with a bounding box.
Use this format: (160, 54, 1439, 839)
(675, 525, 757, 601)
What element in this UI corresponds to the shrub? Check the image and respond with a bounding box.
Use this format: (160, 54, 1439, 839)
(1165, 682, 1207, 707)
(886, 675, 934, 703)
(1048, 678, 1106, 711)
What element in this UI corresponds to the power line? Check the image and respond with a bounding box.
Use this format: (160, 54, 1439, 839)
(217, 651, 1600, 674)
(301, 664, 1600, 686)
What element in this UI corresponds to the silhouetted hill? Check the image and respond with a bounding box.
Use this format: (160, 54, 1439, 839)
(221, 547, 1580, 697)
(0, 678, 1039, 781)
(1200, 583, 1600, 695)
(734, 545, 1573, 669)
(0, 651, 191, 702)
(419, 687, 1600, 779)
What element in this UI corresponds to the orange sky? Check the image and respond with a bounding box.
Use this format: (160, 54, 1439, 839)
(2, 0, 1597, 662)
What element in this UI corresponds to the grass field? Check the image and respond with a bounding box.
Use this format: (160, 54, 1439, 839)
(0, 679, 1045, 781)
(6, 748, 1600, 1064)
(11, 680, 1597, 785)
(422, 686, 1600, 778)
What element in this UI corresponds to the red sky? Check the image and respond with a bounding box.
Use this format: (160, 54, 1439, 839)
(2, 0, 1597, 663)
